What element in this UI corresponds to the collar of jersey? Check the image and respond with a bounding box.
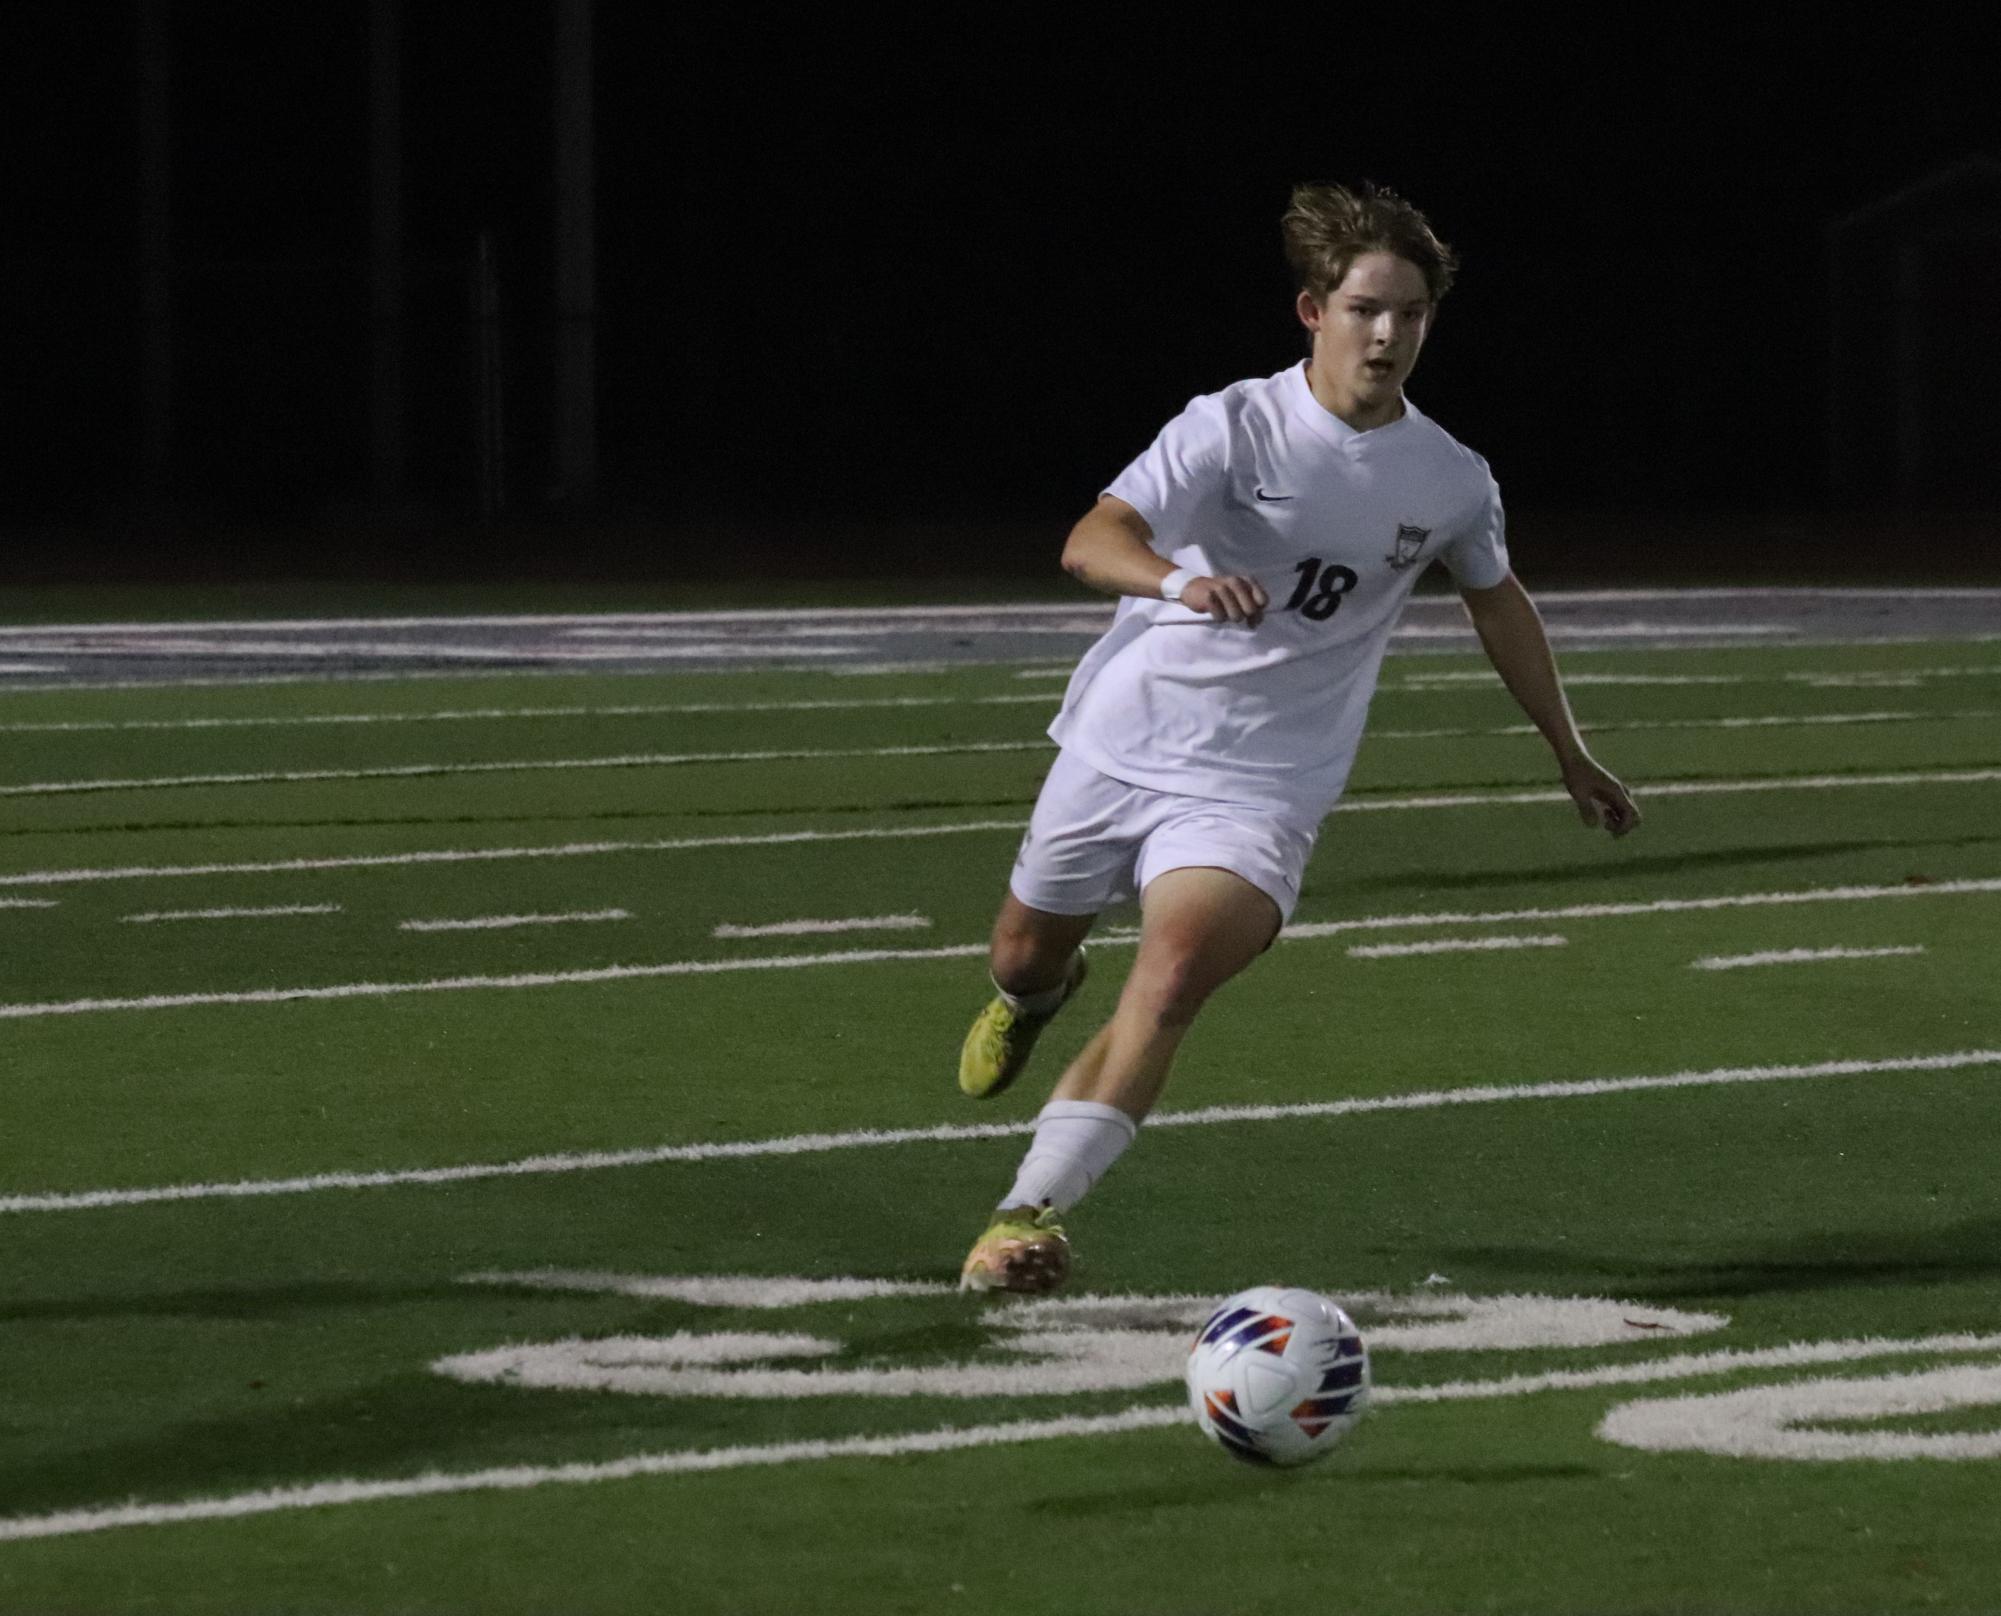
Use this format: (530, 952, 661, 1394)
(1285, 361, 1420, 452)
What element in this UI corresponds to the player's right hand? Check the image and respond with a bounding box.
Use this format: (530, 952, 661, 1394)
(1182, 574, 1268, 627)
(1560, 753, 1642, 838)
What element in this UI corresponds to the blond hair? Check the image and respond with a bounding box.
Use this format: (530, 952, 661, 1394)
(1281, 181, 1458, 304)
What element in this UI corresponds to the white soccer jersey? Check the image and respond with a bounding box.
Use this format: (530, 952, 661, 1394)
(1048, 361, 1510, 822)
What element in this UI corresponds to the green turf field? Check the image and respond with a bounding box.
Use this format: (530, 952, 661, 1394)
(1, 624, 1999, 1614)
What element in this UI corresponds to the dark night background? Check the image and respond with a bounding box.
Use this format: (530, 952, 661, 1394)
(6, 5, 1999, 587)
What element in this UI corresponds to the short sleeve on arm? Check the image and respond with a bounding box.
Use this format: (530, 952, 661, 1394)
(1439, 470, 1510, 589)
(1101, 396, 1229, 552)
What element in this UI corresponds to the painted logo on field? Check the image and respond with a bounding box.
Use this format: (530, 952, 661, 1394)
(435, 1272, 1723, 1406)
(432, 1272, 2001, 1465)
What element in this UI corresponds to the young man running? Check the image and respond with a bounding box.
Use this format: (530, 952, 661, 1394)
(956, 181, 1641, 1293)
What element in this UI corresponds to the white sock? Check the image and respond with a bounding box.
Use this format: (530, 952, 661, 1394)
(994, 964, 1071, 1017)
(998, 1100, 1138, 1214)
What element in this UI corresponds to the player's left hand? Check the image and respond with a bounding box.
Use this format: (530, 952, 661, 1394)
(1560, 753, 1641, 838)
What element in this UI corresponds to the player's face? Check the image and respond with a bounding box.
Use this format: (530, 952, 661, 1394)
(1296, 252, 1434, 429)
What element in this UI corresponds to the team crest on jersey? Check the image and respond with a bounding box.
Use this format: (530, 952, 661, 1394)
(1386, 524, 1430, 570)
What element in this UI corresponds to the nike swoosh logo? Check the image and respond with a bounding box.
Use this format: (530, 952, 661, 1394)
(1254, 488, 1294, 503)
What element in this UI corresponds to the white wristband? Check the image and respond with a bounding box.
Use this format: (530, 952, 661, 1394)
(1157, 567, 1197, 603)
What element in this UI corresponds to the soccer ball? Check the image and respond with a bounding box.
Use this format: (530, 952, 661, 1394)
(1186, 1285, 1370, 1467)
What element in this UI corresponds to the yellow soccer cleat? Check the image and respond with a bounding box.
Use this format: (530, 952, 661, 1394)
(956, 949, 1088, 1100)
(958, 1204, 1071, 1294)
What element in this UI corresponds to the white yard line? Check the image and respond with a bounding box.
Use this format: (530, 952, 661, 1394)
(0, 739, 1053, 798)
(399, 909, 631, 934)
(0, 605, 1090, 637)
(1282, 877, 2001, 937)
(3, 1049, 1996, 1216)
(0, 899, 58, 910)
(713, 915, 930, 939)
(1399, 671, 1713, 687)
(1394, 665, 2001, 689)
(5, 700, 1985, 741)
(564, 623, 1114, 639)
(0, 1406, 1194, 1543)
(1691, 945, 1928, 971)
(1494, 587, 2001, 602)
(8, 647, 1997, 696)
(1388, 622, 1799, 639)
(0, 669, 599, 696)
(1, 589, 1991, 639)
(0, 638, 862, 663)
(470, 644, 863, 661)
(4, 794, 2000, 898)
(120, 905, 341, 925)
(1374, 710, 1995, 740)
(0, 693, 1061, 735)
(0, 943, 989, 1021)
(1332, 769, 2001, 817)
(2, 874, 1998, 1025)
(1348, 934, 1567, 959)
(0, 820, 1038, 888)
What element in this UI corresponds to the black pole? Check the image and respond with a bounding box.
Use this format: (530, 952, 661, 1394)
(474, 232, 505, 519)
(368, 0, 407, 501)
(137, 0, 173, 498)
(552, 0, 597, 504)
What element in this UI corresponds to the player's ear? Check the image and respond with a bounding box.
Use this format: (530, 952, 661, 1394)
(1294, 289, 1323, 333)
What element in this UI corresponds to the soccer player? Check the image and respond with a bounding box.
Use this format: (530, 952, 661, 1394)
(955, 181, 1641, 1293)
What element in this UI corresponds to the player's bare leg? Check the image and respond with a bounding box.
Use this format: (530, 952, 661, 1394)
(957, 894, 1095, 1100)
(1053, 866, 1279, 1121)
(988, 891, 1094, 996)
(962, 868, 1279, 1292)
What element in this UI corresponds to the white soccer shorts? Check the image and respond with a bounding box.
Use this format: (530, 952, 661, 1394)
(1008, 751, 1318, 924)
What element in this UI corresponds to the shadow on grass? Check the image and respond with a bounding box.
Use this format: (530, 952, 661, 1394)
(1026, 1460, 1598, 1518)
(1020, 1476, 1289, 1517)
(1441, 1215, 2001, 1301)
(0, 1277, 948, 1517)
(0, 1279, 460, 1326)
(1344, 1462, 1601, 1486)
(0, 1374, 736, 1520)
(0, 1279, 1091, 1520)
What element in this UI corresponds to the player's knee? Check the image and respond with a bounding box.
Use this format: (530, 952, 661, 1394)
(1127, 952, 1223, 1028)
